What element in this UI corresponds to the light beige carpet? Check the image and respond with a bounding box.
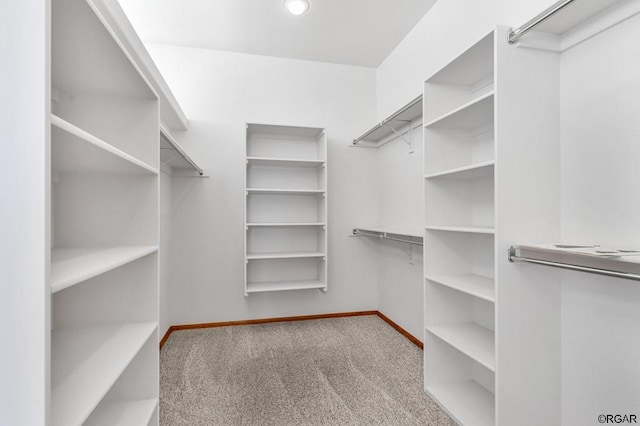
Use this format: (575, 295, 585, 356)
(160, 315, 454, 425)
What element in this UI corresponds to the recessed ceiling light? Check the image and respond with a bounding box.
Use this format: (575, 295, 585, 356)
(285, 0, 309, 15)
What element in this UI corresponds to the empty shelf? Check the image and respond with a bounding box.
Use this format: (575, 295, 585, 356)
(246, 280, 326, 293)
(247, 157, 325, 167)
(86, 398, 157, 426)
(424, 92, 494, 130)
(160, 127, 203, 175)
(51, 246, 158, 293)
(425, 161, 495, 180)
(246, 188, 326, 195)
(246, 251, 326, 260)
(426, 274, 495, 302)
(247, 222, 326, 227)
(353, 95, 423, 145)
(426, 381, 495, 426)
(426, 225, 495, 234)
(51, 115, 158, 175)
(51, 322, 157, 426)
(426, 323, 495, 371)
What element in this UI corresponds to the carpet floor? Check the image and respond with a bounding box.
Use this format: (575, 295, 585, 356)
(160, 315, 455, 425)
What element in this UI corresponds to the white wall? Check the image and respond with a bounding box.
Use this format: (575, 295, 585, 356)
(147, 45, 380, 325)
(560, 13, 640, 425)
(375, 125, 424, 340)
(0, 1, 50, 424)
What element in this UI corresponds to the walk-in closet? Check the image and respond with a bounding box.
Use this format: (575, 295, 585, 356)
(3, 0, 640, 425)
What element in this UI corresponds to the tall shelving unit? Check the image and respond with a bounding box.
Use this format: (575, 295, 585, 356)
(245, 124, 328, 295)
(423, 32, 496, 426)
(50, 0, 159, 424)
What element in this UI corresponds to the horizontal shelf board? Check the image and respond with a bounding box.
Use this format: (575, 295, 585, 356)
(246, 280, 326, 293)
(160, 130, 203, 174)
(426, 274, 495, 302)
(246, 251, 326, 260)
(426, 381, 495, 426)
(51, 246, 158, 293)
(86, 398, 157, 426)
(246, 188, 326, 195)
(425, 225, 495, 235)
(247, 157, 325, 167)
(247, 222, 326, 227)
(51, 115, 158, 175)
(425, 161, 495, 180)
(51, 322, 157, 426)
(424, 92, 494, 130)
(354, 227, 423, 239)
(426, 323, 495, 371)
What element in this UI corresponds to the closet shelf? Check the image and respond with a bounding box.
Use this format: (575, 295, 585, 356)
(160, 126, 204, 176)
(51, 246, 158, 293)
(246, 251, 326, 260)
(86, 398, 157, 426)
(247, 222, 326, 227)
(425, 161, 495, 180)
(426, 323, 496, 372)
(352, 95, 422, 146)
(426, 381, 495, 426)
(426, 274, 495, 302)
(353, 228, 423, 246)
(509, 245, 640, 281)
(246, 280, 326, 293)
(426, 225, 495, 235)
(246, 188, 326, 195)
(51, 115, 158, 175)
(51, 322, 157, 426)
(423, 92, 494, 130)
(247, 157, 325, 168)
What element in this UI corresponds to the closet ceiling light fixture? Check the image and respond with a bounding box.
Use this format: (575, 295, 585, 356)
(285, 0, 310, 15)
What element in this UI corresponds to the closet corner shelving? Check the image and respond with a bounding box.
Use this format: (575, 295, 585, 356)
(423, 29, 497, 426)
(160, 125, 205, 177)
(50, 0, 159, 424)
(244, 123, 328, 295)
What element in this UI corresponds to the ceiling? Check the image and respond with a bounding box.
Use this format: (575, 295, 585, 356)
(118, 0, 437, 68)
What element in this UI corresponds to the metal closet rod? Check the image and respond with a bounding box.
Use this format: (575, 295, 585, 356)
(508, 0, 576, 44)
(160, 127, 204, 176)
(353, 229, 423, 246)
(352, 94, 423, 145)
(508, 247, 640, 282)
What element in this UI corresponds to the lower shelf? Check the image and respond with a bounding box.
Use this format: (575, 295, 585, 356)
(426, 323, 495, 372)
(51, 322, 157, 426)
(426, 381, 495, 426)
(86, 398, 157, 426)
(246, 280, 326, 294)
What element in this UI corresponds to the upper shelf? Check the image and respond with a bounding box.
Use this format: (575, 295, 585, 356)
(510, 0, 636, 52)
(424, 92, 494, 130)
(352, 95, 422, 146)
(160, 127, 204, 176)
(509, 244, 640, 281)
(52, 115, 158, 175)
(52, 0, 155, 100)
(89, 0, 188, 129)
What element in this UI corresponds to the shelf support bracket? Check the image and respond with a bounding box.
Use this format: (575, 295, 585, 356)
(385, 121, 414, 154)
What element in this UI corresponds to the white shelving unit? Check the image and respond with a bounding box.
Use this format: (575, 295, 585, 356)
(50, 0, 159, 424)
(160, 126, 204, 176)
(423, 31, 497, 425)
(245, 123, 328, 295)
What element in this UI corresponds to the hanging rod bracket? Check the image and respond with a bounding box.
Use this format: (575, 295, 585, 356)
(384, 122, 414, 154)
